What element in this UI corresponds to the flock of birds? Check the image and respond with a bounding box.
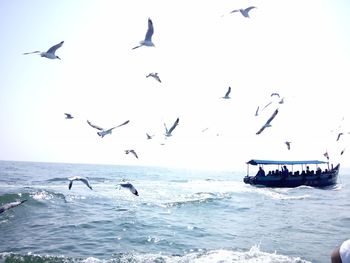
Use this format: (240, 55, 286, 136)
(2, 4, 348, 214)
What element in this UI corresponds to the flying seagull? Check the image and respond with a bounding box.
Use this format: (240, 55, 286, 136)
(336, 132, 350, 141)
(230, 6, 256, 18)
(285, 141, 291, 150)
(164, 117, 179, 137)
(146, 133, 154, 140)
(221, 86, 231, 99)
(23, 41, 64, 60)
(146, 72, 161, 83)
(125, 149, 138, 159)
(0, 200, 27, 214)
(68, 176, 92, 190)
(256, 109, 279, 135)
(64, 113, 74, 119)
(132, 18, 155, 50)
(87, 120, 129, 138)
(118, 182, 139, 196)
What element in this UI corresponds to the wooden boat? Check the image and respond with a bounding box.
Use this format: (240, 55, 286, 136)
(243, 159, 340, 188)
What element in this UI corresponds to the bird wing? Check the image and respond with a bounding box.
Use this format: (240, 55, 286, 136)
(23, 51, 41, 55)
(87, 120, 104, 131)
(230, 9, 239, 14)
(64, 113, 73, 118)
(271, 93, 280, 98)
(68, 180, 73, 190)
(336, 133, 343, 141)
(262, 101, 272, 110)
(144, 18, 154, 41)
(47, 41, 64, 54)
(109, 120, 130, 130)
(256, 109, 278, 135)
(244, 6, 256, 13)
(255, 106, 260, 116)
(265, 109, 279, 126)
(81, 178, 92, 190)
(224, 86, 231, 97)
(131, 150, 138, 159)
(168, 118, 179, 134)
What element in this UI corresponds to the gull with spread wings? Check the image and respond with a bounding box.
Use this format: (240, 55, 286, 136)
(230, 6, 256, 18)
(87, 120, 129, 138)
(23, 41, 64, 60)
(164, 117, 179, 137)
(117, 182, 139, 196)
(256, 109, 279, 135)
(132, 18, 155, 50)
(68, 176, 93, 190)
(0, 200, 27, 214)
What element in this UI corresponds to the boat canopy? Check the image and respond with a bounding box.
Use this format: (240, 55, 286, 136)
(247, 159, 328, 166)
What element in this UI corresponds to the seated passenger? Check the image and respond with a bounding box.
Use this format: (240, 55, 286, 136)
(256, 167, 265, 177)
(282, 165, 289, 177)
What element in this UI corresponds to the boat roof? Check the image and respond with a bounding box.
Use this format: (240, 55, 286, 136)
(247, 159, 328, 165)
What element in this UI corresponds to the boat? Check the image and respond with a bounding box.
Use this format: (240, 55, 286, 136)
(243, 159, 340, 188)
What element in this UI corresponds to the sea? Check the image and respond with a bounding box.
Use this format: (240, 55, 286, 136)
(1, 160, 350, 263)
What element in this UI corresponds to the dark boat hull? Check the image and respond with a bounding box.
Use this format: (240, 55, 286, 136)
(243, 164, 340, 188)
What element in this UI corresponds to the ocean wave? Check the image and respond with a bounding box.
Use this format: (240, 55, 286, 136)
(0, 245, 312, 263)
(163, 191, 231, 208)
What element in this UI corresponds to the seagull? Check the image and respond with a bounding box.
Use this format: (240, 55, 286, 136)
(125, 149, 138, 159)
(0, 200, 27, 214)
(285, 141, 291, 150)
(256, 109, 279, 135)
(64, 113, 74, 119)
(230, 6, 256, 18)
(68, 176, 92, 190)
(146, 72, 161, 83)
(221, 86, 231, 99)
(118, 182, 139, 196)
(23, 41, 64, 60)
(146, 133, 154, 140)
(132, 18, 155, 50)
(87, 120, 129, 138)
(164, 117, 179, 137)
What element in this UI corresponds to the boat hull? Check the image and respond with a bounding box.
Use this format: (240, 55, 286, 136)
(243, 164, 340, 188)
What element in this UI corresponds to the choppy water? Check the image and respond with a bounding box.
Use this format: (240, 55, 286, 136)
(0, 160, 350, 262)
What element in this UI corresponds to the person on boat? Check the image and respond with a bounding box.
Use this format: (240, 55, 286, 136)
(282, 165, 289, 177)
(256, 167, 265, 177)
(306, 166, 311, 175)
(331, 239, 350, 263)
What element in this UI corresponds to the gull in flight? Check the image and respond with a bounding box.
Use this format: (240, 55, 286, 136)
(146, 72, 161, 83)
(336, 132, 350, 141)
(164, 117, 179, 137)
(68, 176, 92, 190)
(125, 149, 138, 159)
(256, 109, 279, 135)
(0, 200, 27, 214)
(23, 41, 64, 60)
(230, 6, 256, 18)
(132, 18, 155, 50)
(285, 141, 291, 150)
(146, 133, 154, 140)
(221, 86, 231, 99)
(87, 120, 130, 138)
(118, 182, 139, 196)
(64, 113, 74, 119)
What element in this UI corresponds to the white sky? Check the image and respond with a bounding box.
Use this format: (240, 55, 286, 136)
(1, 0, 350, 171)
